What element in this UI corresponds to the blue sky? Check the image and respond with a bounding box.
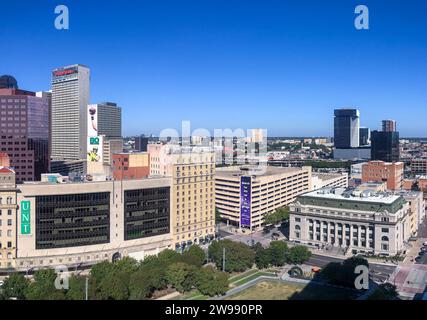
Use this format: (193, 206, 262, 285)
(1, 0, 426, 137)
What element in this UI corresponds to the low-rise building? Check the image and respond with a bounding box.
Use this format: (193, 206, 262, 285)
(289, 187, 411, 256)
(393, 190, 424, 237)
(410, 158, 427, 175)
(311, 172, 348, 191)
(362, 161, 404, 190)
(0, 170, 173, 271)
(215, 165, 312, 231)
(112, 152, 150, 180)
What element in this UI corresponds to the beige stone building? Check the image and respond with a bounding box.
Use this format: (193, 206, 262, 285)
(393, 190, 424, 237)
(215, 166, 312, 231)
(0, 167, 18, 269)
(289, 188, 411, 256)
(148, 143, 216, 249)
(1, 169, 173, 271)
(311, 172, 348, 191)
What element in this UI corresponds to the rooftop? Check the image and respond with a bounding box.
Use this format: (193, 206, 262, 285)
(296, 187, 406, 214)
(312, 172, 346, 181)
(301, 187, 400, 204)
(216, 165, 309, 178)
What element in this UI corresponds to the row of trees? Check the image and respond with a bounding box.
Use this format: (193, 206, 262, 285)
(0, 246, 229, 300)
(208, 239, 312, 272)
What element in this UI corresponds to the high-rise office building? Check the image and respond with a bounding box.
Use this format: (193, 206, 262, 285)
(51, 64, 90, 161)
(359, 127, 370, 146)
(371, 119, 399, 162)
(135, 135, 149, 152)
(334, 109, 360, 148)
(382, 120, 397, 132)
(0, 85, 50, 182)
(371, 130, 400, 162)
(88, 102, 122, 138)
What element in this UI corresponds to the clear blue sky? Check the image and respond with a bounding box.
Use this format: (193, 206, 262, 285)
(1, 0, 426, 137)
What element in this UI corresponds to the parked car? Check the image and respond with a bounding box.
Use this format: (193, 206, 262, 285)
(0, 280, 4, 287)
(415, 256, 422, 262)
(419, 251, 426, 256)
(423, 241, 427, 246)
(421, 247, 427, 252)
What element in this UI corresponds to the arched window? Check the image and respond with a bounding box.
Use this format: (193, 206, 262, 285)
(295, 225, 301, 230)
(381, 236, 389, 242)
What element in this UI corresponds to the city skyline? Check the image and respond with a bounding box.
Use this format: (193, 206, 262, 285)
(1, 0, 426, 137)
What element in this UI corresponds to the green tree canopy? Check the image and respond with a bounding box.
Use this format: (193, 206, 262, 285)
(165, 262, 197, 293)
(180, 245, 206, 267)
(66, 275, 86, 300)
(25, 269, 66, 300)
(208, 239, 255, 272)
(1, 273, 29, 300)
(196, 266, 229, 297)
(268, 241, 289, 266)
(264, 206, 289, 225)
(287, 245, 312, 264)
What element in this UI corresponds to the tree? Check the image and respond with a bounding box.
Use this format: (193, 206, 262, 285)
(25, 269, 66, 300)
(287, 245, 311, 264)
(268, 241, 289, 266)
(165, 262, 197, 293)
(208, 239, 255, 272)
(181, 245, 206, 267)
(138, 255, 170, 290)
(264, 206, 289, 225)
(114, 257, 139, 273)
(196, 266, 229, 297)
(1, 273, 29, 300)
(215, 207, 222, 223)
(66, 275, 86, 300)
(97, 270, 129, 300)
(254, 245, 271, 269)
(128, 270, 152, 300)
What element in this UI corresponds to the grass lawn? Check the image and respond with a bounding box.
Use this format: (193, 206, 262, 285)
(231, 272, 276, 287)
(229, 269, 259, 282)
(226, 280, 359, 300)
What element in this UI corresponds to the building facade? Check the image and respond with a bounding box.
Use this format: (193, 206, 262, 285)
(311, 172, 348, 191)
(382, 120, 397, 132)
(361, 161, 404, 190)
(0, 174, 172, 271)
(289, 188, 411, 256)
(410, 158, 427, 175)
(334, 109, 360, 149)
(51, 64, 90, 161)
(371, 130, 400, 162)
(88, 102, 122, 138)
(148, 144, 216, 249)
(0, 88, 50, 182)
(215, 166, 312, 231)
(112, 152, 150, 180)
(0, 167, 18, 269)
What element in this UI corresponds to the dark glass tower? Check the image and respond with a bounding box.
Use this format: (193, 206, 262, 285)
(371, 131, 400, 162)
(334, 109, 360, 148)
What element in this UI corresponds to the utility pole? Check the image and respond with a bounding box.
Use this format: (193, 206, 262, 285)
(85, 277, 89, 301)
(222, 247, 226, 272)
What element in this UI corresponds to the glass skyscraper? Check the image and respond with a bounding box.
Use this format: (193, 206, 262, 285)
(334, 109, 360, 148)
(0, 87, 50, 182)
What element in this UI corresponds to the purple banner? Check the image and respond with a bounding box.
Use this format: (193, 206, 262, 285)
(240, 176, 251, 227)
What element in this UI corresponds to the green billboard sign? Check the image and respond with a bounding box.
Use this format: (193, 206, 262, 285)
(21, 200, 31, 235)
